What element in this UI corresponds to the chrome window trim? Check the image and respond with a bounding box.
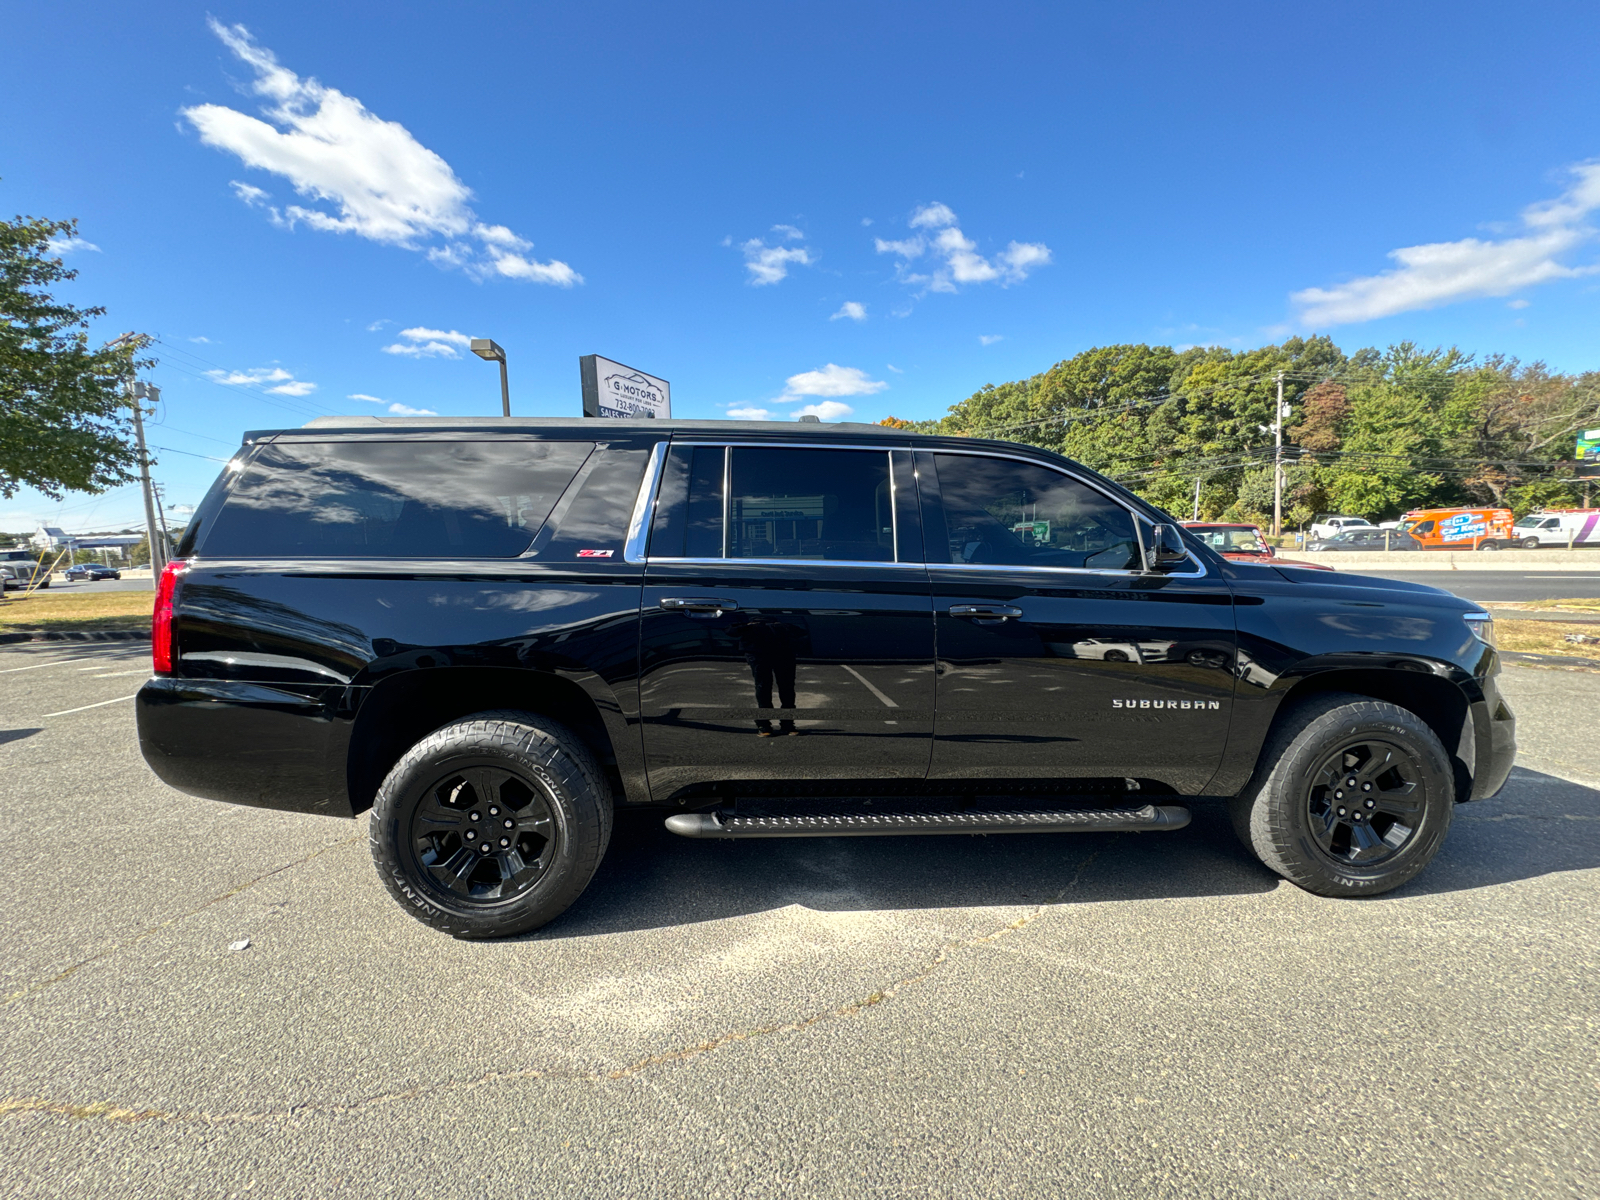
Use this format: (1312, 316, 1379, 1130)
(646, 556, 926, 570)
(925, 447, 1209, 580)
(623, 441, 668, 564)
(888, 453, 901, 563)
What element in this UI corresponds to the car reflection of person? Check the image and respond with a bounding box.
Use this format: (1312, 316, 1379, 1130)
(731, 615, 804, 736)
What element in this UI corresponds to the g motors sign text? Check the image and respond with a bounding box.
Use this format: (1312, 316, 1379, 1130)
(580, 355, 671, 420)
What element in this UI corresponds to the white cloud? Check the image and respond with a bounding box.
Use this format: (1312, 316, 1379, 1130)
(771, 224, 804, 241)
(910, 202, 958, 230)
(1508, 298, 1531, 309)
(365, 319, 390, 332)
(979, 334, 1004, 346)
(348, 393, 387, 403)
(875, 236, 924, 258)
(739, 235, 814, 285)
(205, 365, 316, 395)
(387, 402, 437, 416)
(46, 236, 100, 254)
(831, 301, 867, 322)
(874, 202, 1050, 294)
(183, 19, 579, 286)
(382, 326, 473, 358)
(793, 400, 855, 421)
(188, 336, 214, 344)
(885, 363, 904, 374)
(1291, 161, 1600, 326)
(782, 363, 887, 398)
(728, 405, 777, 420)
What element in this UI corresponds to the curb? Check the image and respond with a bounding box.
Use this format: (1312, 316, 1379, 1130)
(0, 629, 151, 645)
(1499, 649, 1600, 670)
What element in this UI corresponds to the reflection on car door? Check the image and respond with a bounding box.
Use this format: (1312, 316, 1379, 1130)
(638, 443, 935, 797)
(918, 450, 1237, 794)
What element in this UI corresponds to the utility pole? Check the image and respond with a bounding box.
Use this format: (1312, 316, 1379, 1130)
(153, 483, 173, 564)
(1272, 371, 1285, 538)
(108, 332, 166, 575)
(1192, 476, 1202, 521)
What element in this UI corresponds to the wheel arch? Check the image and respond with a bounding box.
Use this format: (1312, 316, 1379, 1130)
(346, 666, 637, 815)
(1262, 667, 1474, 803)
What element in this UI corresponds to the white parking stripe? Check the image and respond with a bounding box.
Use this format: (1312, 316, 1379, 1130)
(90, 670, 150, 678)
(841, 664, 899, 708)
(43, 694, 139, 718)
(0, 660, 86, 674)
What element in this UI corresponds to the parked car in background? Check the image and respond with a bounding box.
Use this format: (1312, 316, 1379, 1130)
(1306, 528, 1417, 553)
(1511, 509, 1600, 549)
(0, 566, 14, 591)
(1182, 522, 1335, 571)
(1308, 514, 1374, 540)
(64, 563, 123, 581)
(1399, 507, 1515, 551)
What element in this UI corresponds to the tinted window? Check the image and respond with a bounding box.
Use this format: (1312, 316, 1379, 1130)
(204, 439, 592, 558)
(726, 448, 893, 562)
(929, 453, 1140, 570)
(650, 445, 726, 559)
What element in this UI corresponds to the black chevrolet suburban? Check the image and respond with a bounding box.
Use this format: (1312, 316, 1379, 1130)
(136, 417, 1516, 937)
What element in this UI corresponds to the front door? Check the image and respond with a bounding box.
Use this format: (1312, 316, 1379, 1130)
(917, 450, 1237, 795)
(638, 442, 934, 798)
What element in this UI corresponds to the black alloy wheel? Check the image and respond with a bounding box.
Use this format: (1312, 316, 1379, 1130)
(370, 711, 613, 938)
(411, 764, 558, 904)
(1102, 649, 1130, 662)
(1303, 738, 1421, 868)
(1229, 693, 1453, 897)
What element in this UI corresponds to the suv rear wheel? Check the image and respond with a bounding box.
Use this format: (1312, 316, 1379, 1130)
(1229, 693, 1453, 897)
(369, 711, 613, 938)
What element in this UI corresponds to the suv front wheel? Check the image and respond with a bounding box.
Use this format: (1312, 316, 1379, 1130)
(370, 711, 613, 938)
(1230, 693, 1454, 897)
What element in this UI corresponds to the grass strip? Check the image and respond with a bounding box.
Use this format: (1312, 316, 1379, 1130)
(0, 590, 153, 632)
(1496, 618, 1600, 662)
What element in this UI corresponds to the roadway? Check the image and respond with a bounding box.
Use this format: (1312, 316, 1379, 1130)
(0, 643, 1595, 1197)
(1329, 568, 1600, 604)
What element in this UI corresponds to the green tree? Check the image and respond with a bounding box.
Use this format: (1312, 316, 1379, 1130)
(1, 210, 142, 499)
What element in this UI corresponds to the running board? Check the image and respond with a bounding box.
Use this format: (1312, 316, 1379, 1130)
(664, 804, 1191, 839)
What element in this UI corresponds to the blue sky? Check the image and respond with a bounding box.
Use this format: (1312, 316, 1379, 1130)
(5, 1, 1600, 533)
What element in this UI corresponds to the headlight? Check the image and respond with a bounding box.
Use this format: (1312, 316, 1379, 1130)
(1463, 611, 1497, 648)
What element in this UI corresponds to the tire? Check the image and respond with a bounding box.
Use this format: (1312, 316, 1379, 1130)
(369, 711, 613, 938)
(1521, 537, 1540, 550)
(1102, 649, 1130, 662)
(1476, 540, 1499, 551)
(1228, 692, 1453, 897)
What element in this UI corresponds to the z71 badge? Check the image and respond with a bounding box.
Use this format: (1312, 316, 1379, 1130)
(1113, 699, 1221, 710)
(576, 549, 614, 558)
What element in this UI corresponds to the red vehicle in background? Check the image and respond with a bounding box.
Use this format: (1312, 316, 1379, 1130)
(1182, 521, 1334, 571)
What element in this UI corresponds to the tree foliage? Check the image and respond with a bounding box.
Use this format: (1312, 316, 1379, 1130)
(881, 337, 1600, 525)
(1, 211, 141, 499)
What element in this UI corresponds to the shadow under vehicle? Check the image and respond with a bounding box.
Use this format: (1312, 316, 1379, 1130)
(136, 417, 1517, 937)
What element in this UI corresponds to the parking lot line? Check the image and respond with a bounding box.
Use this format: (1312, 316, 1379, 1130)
(43, 694, 139, 719)
(0, 660, 88, 674)
(88, 670, 150, 678)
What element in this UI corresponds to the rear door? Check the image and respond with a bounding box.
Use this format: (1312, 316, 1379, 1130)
(918, 449, 1237, 795)
(637, 440, 934, 797)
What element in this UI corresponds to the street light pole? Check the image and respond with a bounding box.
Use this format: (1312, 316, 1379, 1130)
(470, 339, 510, 416)
(1272, 371, 1285, 538)
(107, 332, 166, 574)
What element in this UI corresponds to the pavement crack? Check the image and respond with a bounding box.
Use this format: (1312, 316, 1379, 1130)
(2, 833, 361, 1007)
(0, 848, 1103, 1126)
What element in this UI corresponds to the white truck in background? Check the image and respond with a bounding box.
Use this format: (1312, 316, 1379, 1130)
(1512, 509, 1600, 548)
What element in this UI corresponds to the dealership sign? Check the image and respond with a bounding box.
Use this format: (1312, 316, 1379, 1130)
(580, 355, 671, 420)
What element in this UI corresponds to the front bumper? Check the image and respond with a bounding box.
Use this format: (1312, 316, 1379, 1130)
(1468, 683, 1516, 802)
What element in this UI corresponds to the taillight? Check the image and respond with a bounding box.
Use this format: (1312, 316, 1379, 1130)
(152, 559, 188, 675)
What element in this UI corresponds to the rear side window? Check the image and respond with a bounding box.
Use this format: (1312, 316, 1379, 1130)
(202, 440, 592, 558)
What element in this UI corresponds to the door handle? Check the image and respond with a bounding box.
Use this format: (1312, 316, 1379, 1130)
(660, 597, 739, 615)
(949, 604, 1023, 620)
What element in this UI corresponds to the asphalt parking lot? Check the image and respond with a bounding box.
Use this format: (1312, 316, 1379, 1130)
(1, 644, 1596, 1198)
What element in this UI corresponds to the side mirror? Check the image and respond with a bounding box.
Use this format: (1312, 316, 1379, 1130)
(1144, 523, 1189, 572)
